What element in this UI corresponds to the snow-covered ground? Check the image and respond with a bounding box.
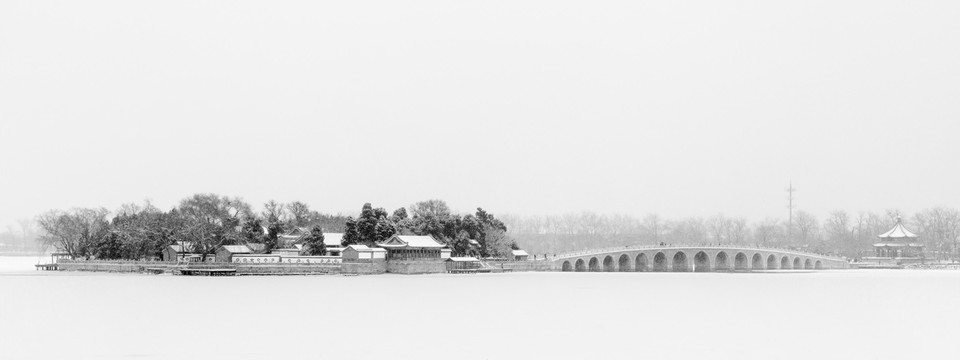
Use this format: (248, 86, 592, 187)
(1, 256, 958, 360)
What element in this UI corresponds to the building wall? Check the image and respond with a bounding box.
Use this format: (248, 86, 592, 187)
(162, 249, 177, 262)
(231, 255, 282, 263)
(58, 260, 179, 273)
(386, 259, 446, 274)
(215, 248, 234, 263)
(342, 261, 387, 275)
(235, 264, 339, 275)
(485, 260, 553, 272)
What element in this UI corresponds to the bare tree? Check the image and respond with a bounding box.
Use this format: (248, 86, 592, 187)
(913, 207, 960, 262)
(726, 217, 749, 245)
(643, 214, 663, 243)
(36, 208, 111, 259)
(261, 200, 285, 223)
(794, 211, 818, 247)
(823, 210, 852, 256)
(708, 214, 730, 244)
(286, 201, 311, 228)
(753, 218, 781, 247)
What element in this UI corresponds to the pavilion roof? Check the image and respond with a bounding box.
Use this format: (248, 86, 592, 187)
(377, 235, 446, 249)
(878, 218, 918, 239)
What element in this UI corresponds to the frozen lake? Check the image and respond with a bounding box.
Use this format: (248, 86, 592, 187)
(1, 256, 958, 360)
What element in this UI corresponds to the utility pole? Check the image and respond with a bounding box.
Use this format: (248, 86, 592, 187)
(786, 182, 796, 244)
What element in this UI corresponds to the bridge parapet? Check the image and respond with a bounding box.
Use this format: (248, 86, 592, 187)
(550, 245, 849, 272)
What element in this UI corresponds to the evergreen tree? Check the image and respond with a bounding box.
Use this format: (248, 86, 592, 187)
(375, 220, 397, 243)
(264, 221, 283, 253)
(357, 203, 378, 245)
(303, 225, 326, 256)
(392, 208, 408, 221)
(240, 218, 263, 244)
(343, 217, 360, 246)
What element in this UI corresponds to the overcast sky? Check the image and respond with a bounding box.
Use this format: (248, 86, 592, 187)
(1, 1, 959, 228)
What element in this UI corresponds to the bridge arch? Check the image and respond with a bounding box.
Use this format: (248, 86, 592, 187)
(653, 252, 668, 272)
(562, 261, 573, 272)
(734, 252, 748, 270)
(766, 254, 778, 269)
(575, 259, 586, 272)
(618, 254, 632, 272)
(673, 252, 689, 272)
(715, 251, 730, 271)
(752, 253, 763, 269)
(589, 257, 601, 272)
(603, 256, 616, 272)
(804, 259, 812, 269)
(780, 256, 790, 269)
(793, 257, 801, 269)
(636, 253, 649, 272)
(693, 251, 710, 272)
(815, 260, 823, 270)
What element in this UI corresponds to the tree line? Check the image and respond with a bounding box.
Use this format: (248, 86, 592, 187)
(503, 208, 960, 261)
(339, 199, 516, 258)
(35, 194, 517, 260)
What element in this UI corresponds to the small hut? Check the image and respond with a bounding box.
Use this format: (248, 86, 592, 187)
(216, 245, 253, 263)
(512, 249, 530, 261)
(163, 243, 202, 262)
(342, 245, 387, 262)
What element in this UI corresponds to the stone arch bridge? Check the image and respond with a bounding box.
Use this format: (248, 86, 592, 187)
(552, 246, 848, 272)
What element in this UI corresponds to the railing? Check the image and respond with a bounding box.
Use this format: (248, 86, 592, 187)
(59, 259, 178, 265)
(548, 244, 846, 261)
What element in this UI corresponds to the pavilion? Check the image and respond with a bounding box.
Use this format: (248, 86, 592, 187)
(872, 217, 924, 264)
(376, 235, 451, 274)
(377, 235, 451, 260)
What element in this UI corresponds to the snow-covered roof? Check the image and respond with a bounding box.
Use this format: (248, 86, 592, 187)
(219, 245, 251, 254)
(323, 233, 344, 247)
(448, 257, 480, 262)
(512, 250, 529, 257)
(878, 218, 918, 239)
(377, 235, 446, 249)
(345, 244, 386, 253)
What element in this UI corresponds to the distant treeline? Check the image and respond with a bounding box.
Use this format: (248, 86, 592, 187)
(0, 219, 42, 254)
(504, 208, 960, 260)
(34, 194, 516, 261)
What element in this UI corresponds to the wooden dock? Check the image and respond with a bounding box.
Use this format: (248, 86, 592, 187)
(177, 268, 237, 276)
(35, 263, 59, 271)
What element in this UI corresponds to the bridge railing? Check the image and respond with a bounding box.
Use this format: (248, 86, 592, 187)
(547, 244, 846, 261)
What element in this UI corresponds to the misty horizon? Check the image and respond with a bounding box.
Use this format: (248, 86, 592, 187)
(3, 1, 959, 229)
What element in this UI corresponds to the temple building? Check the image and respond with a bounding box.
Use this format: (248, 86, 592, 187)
(872, 217, 924, 264)
(377, 235, 451, 274)
(377, 235, 451, 260)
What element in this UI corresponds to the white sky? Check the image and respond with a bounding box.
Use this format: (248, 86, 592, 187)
(2, 1, 959, 228)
